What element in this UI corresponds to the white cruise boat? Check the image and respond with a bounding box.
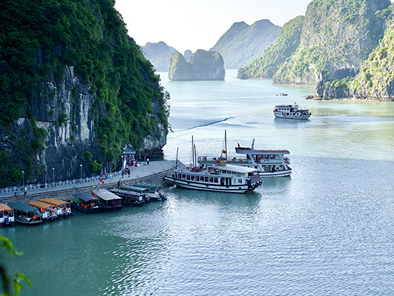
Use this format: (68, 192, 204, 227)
(164, 163, 262, 194)
(199, 140, 292, 177)
(273, 103, 311, 120)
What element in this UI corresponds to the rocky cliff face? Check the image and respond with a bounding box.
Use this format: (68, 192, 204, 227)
(312, 20, 394, 101)
(168, 50, 225, 81)
(237, 16, 304, 79)
(211, 19, 281, 69)
(142, 41, 176, 72)
(0, 0, 169, 186)
(274, 0, 391, 85)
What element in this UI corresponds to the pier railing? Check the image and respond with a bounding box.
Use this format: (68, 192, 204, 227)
(0, 171, 122, 195)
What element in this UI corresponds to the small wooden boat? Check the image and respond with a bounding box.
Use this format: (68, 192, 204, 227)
(28, 201, 59, 221)
(132, 184, 167, 201)
(92, 189, 123, 212)
(8, 202, 43, 225)
(119, 186, 150, 202)
(41, 198, 72, 217)
(0, 203, 15, 227)
(108, 188, 146, 206)
(70, 193, 104, 214)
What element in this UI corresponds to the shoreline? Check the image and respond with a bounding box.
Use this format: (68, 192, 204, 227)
(0, 160, 177, 203)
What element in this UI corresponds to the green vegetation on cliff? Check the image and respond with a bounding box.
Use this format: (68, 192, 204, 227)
(0, 0, 168, 185)
(274, 0, 391, 85)
(349, 21, 394, 96)
(237, 16, 304, 79)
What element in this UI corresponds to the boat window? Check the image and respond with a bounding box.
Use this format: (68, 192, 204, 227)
(187, 175, 190, 180)
(205, 177, 209, 182)
(238, 179, 242, 184)
(214, 178, 218, 183)
(191, 176, 195, 181)
(209, 178, 213, 183)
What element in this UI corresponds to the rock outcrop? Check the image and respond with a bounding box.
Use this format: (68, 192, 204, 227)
(211, 19, 281, 69)
(142, 41, 176, 72)
(237, 16, 304, 79)
(0, 0, 169, 186)
(168, 50, 225, 81)
(312, 20, 394, 101)
(273, 0, 391, 85)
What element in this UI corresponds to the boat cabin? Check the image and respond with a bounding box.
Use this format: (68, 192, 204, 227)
(41, 198, 72, 217)
(92, 189, 123, 212)
(8, 201, 43, 225)
(71, 193, 104, 214)
(0, 203, 14, 227)
(28, 201, 59, 221)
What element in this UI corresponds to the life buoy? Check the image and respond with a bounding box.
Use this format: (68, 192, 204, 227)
(201, 168, 204, 172)
(186, 167, 190, 170)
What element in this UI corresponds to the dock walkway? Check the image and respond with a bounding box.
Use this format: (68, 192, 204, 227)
(0, 160, 177, 203)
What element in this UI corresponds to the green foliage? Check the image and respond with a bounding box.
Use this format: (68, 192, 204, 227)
(274, 0, 390, 84)
(90, 160, 102, 173)
(85, 151, 92, 162)
(0, 236, 31, 296)
(349, 22, 394, 94)
(238, 16, 304, 79)
(0, 0, 169, 183)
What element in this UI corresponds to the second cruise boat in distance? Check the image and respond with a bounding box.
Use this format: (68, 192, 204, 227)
(273, 102, 311, 120)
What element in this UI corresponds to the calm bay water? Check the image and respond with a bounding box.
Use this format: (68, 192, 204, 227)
(2, 70, 394, 295)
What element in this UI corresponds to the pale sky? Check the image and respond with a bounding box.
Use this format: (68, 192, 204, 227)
(115, 0, 312, 53)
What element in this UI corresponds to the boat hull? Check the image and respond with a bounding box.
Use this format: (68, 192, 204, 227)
(15, 216, 43, 225)
(164, 176, 259, 194)
(274, 112, 310, 120)
(71, 202, 104, 214)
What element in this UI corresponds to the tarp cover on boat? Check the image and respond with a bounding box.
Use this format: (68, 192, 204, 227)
(132, 184, 161, 190)
(28, 201, 53, 210)
(74, 193, 99, 203)
(41, 198, 70, 206)
(8, 202, 39, 213)
(120, 186, 148, 193)
(0, 203, 12, 212)
(92, 189, 121, 201)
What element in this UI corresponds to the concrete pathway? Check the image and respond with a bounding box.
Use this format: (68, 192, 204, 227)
(0, 160, 177, 202)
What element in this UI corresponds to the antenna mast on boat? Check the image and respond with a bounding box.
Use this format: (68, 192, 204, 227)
(191, 135, 195, 167)
(225, 129, 227, 160)
(176, 147, 179, 168)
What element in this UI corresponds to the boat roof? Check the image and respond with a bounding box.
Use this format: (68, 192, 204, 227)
(214, 163, 258, 173)
(236, 147, 290, 154)
(8, 201, 39, 213)
(28, 201, 54, 210)
(41, 198, 70, 206)
(119, 186, 148, 193)
(74, 193, 98, 203)
(0, 203, 12, 212)
(92, 189, 121, 201)
(132, 184, 161, 190)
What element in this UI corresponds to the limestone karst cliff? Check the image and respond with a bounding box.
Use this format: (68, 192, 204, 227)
(142, 41, 176, 72)
(0, 0, 169, 186)
(273, 0, 391, 85)
(168, 50, 225, 81)
(211, 19, 281, 69)
(237, 16, 304, 79)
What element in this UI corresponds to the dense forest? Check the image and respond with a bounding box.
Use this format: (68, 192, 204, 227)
(0, 0, 169, 186)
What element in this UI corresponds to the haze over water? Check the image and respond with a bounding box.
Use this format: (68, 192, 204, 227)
(2, 70, 394, 295)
